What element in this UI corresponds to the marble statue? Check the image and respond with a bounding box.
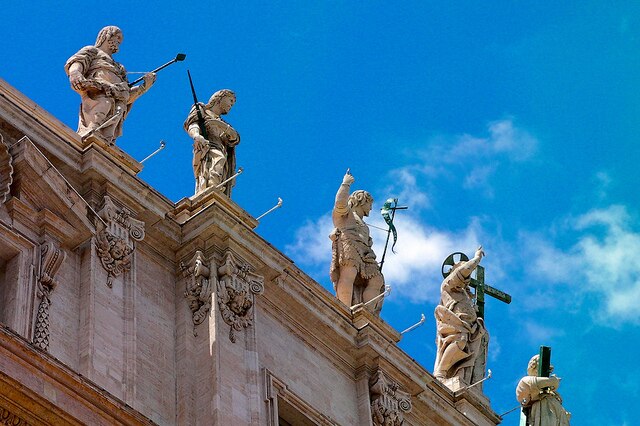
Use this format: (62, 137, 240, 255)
(184, 89, 239, 196)
(433, 246, 486, 383)
(516, 355, 571, 426)
(329, 170, 385, 315)
(65, 26, 156, 144)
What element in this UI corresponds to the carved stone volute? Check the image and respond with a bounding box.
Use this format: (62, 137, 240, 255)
(95, 196, 145, 287)
(33, 242, 66, 351)
(216, 250, 264, 342)
(180, 250, 214, 335)
(0, 134, 13, 203)
(370, 369, 412, 426)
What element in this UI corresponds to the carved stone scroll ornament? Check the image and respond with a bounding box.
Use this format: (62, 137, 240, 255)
(0, 134, 13, 203)
(33, 242, 66, 351)
(95, 196, 145, 287)
(0, 406, 31, 425)
(180, 250, 214, 335)
(369, 370, 412, 426)
(216, 251, 264, 343)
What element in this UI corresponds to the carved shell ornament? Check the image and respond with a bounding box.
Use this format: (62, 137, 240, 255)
(0, 134, 13, 203)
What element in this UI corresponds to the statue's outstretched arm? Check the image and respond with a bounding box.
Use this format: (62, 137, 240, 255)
(334, 170, 354, 216)
(533, 375, 560, 391)
(458, 246, 485, 279)
(128, 73, 156, 103)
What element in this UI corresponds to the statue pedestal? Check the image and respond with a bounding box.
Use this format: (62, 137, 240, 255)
(170, 185, 257, 229)
(436, 377, 497, 426)
(82, 135, 143, 175)
(440, 376, 466, 392)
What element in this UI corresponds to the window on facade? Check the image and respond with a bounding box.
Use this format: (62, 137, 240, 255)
(0, 241, 20, 323)
(277, 398, 317, 426)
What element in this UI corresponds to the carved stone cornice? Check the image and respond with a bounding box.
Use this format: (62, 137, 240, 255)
(0, 406, 31, 425)
(95, 195, 145, 287)
(0, 134, 13, 203)
(32, 242, 66, 351)
(216, 250, 264, 342)
(180, 250, 214, 335)
(370, 369, 412, 426)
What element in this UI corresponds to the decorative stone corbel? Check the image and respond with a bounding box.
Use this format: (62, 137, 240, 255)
(0, 134, 13, 203)
(33, 242, 66, 351)
(370, 369, 412, 426)
(180, 250, 214, 335)
(95, 196, 145, 287)
(216, 251, 264, 343)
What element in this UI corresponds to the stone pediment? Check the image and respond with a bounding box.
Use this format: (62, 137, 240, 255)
(6, 136, 95, 246)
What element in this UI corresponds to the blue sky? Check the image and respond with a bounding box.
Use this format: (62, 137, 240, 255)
(4, 2, 640, 424)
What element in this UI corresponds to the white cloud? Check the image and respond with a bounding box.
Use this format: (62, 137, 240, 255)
(488, 118, 537, 161)
(369, 214, 483, 303)
(286, 117, 539, 304)
(523, 320, 566, 344)
(383, 167, 431, 211)
(394, 118, 538, 198)
(594, 170, 612, 200)
(285, 209, 486, 303)
(285, 213, 334, 269)
(523, 205, 640, 325)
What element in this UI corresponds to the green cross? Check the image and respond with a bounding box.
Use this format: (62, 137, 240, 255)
(470, 265, 511, 318)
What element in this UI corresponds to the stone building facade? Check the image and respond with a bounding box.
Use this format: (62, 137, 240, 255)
(0, 78, 500, 425)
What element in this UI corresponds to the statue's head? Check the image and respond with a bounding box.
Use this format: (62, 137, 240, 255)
(527, 354, 554, 376)
(348, 190, 374, 216)
(95, 26, 123, 54)
(207, 89, 236, 114)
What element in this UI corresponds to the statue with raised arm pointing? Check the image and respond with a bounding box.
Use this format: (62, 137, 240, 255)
(434, 246, 487, 384)
(329, 170, 385, 315)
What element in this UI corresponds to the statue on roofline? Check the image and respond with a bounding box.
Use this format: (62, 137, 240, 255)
(433, 246, 487, 384)
(516, 354, 571, 426)
(65, 26, 156, 144)
(184, 89, 239, 197)
(329, 170, 385, 315)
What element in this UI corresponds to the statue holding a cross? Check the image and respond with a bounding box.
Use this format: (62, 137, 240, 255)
(434, 246, 488, 384)
(434, 246, 512, 387)
(516, 347, 571, 425)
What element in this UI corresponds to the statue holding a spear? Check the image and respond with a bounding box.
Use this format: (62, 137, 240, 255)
(65, 26, 185, 144)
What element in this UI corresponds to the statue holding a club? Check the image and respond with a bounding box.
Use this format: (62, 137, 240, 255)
(65, 26, 185, 144)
